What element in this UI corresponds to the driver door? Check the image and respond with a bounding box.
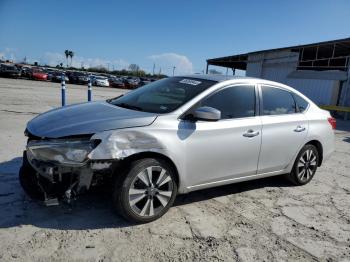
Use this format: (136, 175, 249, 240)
(181, 84, 262, 188)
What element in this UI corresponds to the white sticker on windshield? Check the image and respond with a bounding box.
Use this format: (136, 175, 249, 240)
(179, 79, 202, 86)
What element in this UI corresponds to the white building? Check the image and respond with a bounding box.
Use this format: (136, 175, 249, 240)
(206, 38, 350, 108)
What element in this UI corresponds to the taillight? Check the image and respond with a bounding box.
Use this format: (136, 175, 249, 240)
(328, 117, 336, 130)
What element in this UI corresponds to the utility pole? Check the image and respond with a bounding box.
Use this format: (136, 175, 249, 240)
(172, 66, 176, 76)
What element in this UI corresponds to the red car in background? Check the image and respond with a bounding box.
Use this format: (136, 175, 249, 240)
(31, 68, 48, 81)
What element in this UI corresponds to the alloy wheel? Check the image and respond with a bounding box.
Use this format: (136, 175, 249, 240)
(297, 149, 317, 182)
(128, 166, 174, 217)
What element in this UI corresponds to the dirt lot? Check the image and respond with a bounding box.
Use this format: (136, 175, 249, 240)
(0, 77, 349, 262)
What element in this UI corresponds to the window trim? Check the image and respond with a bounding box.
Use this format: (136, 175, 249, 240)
(259, 84, 300, 116)
(291, 92, 310, 113)
(180, 83, 259, 121)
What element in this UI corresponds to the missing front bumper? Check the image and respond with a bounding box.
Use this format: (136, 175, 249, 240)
(20, 151, 114, 205)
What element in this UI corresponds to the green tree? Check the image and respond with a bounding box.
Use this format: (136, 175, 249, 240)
(69, 51, 74, 66)
(137, 70, 146, 77)
(64, 50, 70, 67)
(128, 64, 140, 72)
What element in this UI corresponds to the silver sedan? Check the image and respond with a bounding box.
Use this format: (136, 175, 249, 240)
(21, 75, 335, 223)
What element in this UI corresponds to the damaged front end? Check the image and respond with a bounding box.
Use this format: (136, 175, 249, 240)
(22, 136, 116, 205)
(21, 127, 166, 206)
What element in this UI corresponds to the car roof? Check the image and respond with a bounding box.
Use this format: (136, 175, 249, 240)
(178, 74, 294, 90)
(178, 74, 314, 105)
(178, 74, 255, 82)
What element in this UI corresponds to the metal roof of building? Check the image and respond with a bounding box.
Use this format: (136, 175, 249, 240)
(207, 37, 350, 71)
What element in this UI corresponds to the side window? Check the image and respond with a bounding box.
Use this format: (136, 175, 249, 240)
(293, 93, 309, 112)
(201, 85, 255, 119)
(262, 86, 297, 115)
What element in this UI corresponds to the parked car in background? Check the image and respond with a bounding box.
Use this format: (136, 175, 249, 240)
(20, 66, 33, 79)
(92, 76, 109, 87)
(138, 77, 152, 87)
(68, 72, 90, 85)
(123, 77, 139, 89)
(46, 69, 56, 81)
(50, 71, 69, 83)
(0, 63, 21, 78)
(31, 68, 48, 81)
(109, 77, 125, 88)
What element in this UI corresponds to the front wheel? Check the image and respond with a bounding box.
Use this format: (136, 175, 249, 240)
(112, 158, 177, 223)
(287, 144, 319, 185)
(19, 162, 45, 201)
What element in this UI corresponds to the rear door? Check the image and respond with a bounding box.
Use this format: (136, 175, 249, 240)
(257, 85, 308, 174)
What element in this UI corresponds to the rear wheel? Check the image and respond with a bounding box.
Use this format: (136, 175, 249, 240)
(287, 144, 319, 185)
(113, 158, 177, 223)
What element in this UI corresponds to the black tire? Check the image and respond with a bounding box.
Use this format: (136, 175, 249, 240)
(112, 158, 178, 223)
(287, 144, 319, 186)
(19, 162, 45, 201)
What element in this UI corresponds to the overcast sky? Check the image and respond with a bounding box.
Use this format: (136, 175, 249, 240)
(1, 0, 350, 75)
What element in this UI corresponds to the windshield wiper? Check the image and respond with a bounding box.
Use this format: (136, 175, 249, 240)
(115, 102, 143, 111)
(106, 94, 124, 103)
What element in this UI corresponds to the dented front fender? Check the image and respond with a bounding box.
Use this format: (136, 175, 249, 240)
(88, 130, 166, 160)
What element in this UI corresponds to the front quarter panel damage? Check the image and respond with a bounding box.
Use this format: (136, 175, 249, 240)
(88, 130, 166, 160)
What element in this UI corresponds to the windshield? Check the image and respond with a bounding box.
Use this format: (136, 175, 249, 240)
(107, 77, 216, 113)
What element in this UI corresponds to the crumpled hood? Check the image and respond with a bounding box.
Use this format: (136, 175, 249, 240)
(26, 101, 157, 138)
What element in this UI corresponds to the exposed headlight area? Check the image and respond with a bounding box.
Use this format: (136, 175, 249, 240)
(27, 138, 97, 166)
(23, 137, 112, 205)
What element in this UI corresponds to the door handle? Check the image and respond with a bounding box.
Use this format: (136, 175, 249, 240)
(243, 129, 260, 137)
(294, 125, 306, 132)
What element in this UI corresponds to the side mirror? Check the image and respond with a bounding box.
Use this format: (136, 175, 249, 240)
(193, 106, 221, 121)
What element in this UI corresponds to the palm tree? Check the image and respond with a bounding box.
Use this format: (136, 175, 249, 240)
(69, 51, 74, 67)
(64, 50, 69, 67)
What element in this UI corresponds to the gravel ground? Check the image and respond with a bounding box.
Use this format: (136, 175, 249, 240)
(0, 78, 349, 262)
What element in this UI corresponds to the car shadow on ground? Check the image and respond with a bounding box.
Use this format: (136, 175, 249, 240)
(0, 156, 293, 231)
(343, 137, 350, 143)
(174, 175, 292, 207)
